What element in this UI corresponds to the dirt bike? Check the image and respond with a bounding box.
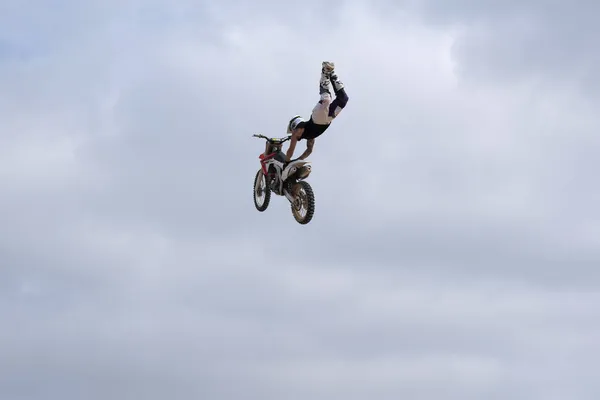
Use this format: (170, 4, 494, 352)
(252, 133, 315, 225)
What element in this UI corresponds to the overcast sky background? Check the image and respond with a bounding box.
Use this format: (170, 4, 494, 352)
(2, 0, 600, 399)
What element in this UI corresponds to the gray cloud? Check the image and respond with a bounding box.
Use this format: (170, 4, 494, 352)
(399, 0, 600, 94)
(2, 1, 600, 399)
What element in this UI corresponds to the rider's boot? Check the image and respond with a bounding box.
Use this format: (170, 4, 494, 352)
(322, 61, 335, 75)
(318, 61, 335, 106)
(319, 70, 331, 98)
(322, 61, 344, 95)
(329, 70, 344, 94)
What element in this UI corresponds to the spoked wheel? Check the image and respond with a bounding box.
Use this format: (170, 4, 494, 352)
(253, 169, 270, 211)
(290, 180, 315, 224)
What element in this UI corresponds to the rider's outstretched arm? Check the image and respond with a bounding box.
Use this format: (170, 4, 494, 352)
(286, 135, 298, 160)
(298, 139, 314, 160)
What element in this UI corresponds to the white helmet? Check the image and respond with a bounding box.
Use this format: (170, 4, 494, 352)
(287, 115, 305, 133)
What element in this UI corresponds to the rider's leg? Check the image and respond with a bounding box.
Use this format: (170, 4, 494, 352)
(310, 66, 333, 125)
(327, 70, 349, 120)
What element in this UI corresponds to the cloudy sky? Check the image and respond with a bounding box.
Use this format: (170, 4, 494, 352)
(2, 0, 600, 399)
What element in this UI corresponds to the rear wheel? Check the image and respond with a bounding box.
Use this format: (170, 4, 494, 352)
(291, 180, 315, 224)
(253, 169, 270, 211)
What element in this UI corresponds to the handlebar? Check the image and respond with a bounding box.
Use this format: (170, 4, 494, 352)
(252, 133, 291, 143)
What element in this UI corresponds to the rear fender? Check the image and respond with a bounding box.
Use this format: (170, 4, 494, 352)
(282, 160, 312, 181)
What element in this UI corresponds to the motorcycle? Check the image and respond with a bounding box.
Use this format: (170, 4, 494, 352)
(252, 133, 315, 225)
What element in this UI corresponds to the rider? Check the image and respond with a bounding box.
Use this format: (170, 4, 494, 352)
(285, 61, 349, 161)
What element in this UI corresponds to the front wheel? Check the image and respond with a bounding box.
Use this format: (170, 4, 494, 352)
(290, 180, 315, 224)
(254, 169, 270, 211)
